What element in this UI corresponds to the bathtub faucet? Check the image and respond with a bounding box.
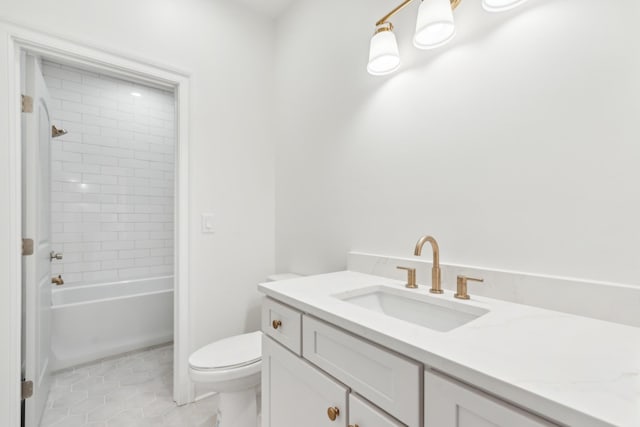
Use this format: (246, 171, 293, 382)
(51, 275, 64, 286)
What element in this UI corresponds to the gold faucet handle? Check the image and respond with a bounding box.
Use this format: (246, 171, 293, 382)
(455, 275, 483, 300)
(397, 266, 417, 289)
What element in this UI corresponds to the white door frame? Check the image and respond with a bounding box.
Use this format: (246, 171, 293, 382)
(0, 20, 192, 426)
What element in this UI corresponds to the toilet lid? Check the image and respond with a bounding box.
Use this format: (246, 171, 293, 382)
(189, 331, 262, 370)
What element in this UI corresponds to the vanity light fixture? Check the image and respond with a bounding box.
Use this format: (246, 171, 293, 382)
(368, 0, 529, 75)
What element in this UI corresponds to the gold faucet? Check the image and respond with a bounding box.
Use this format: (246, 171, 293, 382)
(414, 235, 442, 294)
(51, 275, 64, 286)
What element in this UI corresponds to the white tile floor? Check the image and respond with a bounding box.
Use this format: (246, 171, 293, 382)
(40, 344, 217, 427)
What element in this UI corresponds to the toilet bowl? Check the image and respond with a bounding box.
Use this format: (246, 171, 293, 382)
(189, 331, 262, 427)
(189, 273, 301, 427)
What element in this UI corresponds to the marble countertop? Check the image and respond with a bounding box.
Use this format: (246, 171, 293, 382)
(258, 271, 640, 427)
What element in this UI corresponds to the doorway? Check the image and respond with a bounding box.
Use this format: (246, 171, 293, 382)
(1, 21, 192, 427)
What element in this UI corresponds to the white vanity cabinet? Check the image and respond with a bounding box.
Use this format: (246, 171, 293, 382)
(261, 296, 559, 427)
(424, 371, 556, 427)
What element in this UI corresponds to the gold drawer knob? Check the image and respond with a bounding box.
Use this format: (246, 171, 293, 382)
(327, 406, 340, 421)
(272, 320, 282, 329)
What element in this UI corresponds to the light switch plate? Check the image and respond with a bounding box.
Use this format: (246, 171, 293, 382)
(201, 213, 215, 233)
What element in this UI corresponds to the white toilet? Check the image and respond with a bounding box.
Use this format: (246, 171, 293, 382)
(189, 331, 262, 427)
(189, 273, 300, 427)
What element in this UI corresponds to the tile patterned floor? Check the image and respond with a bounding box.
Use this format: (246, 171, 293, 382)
(40, 344, 217, 427)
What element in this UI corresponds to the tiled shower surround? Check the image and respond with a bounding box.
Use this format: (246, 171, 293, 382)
(43, 61, 175, 285)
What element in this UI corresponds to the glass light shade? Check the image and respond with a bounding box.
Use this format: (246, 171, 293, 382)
(367, 28, 401, 76)
(413, 0, 456, 50)
(482, 0, 529, 12)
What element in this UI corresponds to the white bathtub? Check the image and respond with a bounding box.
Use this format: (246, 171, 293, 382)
(51, 276, 173, 371)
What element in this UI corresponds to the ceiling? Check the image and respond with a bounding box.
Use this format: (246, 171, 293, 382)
(235, 0, 295, 17)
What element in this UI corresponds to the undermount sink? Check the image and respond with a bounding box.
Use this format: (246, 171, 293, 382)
(335, 286, 489, 332)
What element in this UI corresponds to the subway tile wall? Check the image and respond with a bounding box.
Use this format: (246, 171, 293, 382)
(43, 61, 175, 286)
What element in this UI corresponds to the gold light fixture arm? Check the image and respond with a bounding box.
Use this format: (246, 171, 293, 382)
(375, 0, 462, 26)
(376, 0, 415, 26)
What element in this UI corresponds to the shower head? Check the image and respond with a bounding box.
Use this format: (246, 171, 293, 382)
(51, 125, 68, 138)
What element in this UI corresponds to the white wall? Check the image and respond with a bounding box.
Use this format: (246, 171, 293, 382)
(0, 0, 276, 413)
(43, 61, 176, 285)
(274, 0, 640, 286)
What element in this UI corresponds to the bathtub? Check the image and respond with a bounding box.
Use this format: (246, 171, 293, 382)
(50, 276, 173, 371)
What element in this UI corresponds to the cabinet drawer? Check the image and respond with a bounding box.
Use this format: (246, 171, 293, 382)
(303, 316, 421, 427)
(425, 370, 557, 427)
(350, 393, 404, 427)
(262, 297, 302, 355)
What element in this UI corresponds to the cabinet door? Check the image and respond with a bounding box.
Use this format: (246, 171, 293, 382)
(349, 393, 404, 427)
(262, 335, 349, 427)
(425, 371, 557, 427)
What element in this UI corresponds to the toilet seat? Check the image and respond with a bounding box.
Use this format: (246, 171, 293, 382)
(189, 331, 262, 385)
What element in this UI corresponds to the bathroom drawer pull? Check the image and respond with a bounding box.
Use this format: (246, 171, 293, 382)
(327, 406, 340, 421)
(272, 320, 282, 329)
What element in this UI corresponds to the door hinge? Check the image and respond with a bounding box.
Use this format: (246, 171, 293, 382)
(21, 95, 33, 113)
(22, 238, 34, 256)
(21, 380, 33, 400)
